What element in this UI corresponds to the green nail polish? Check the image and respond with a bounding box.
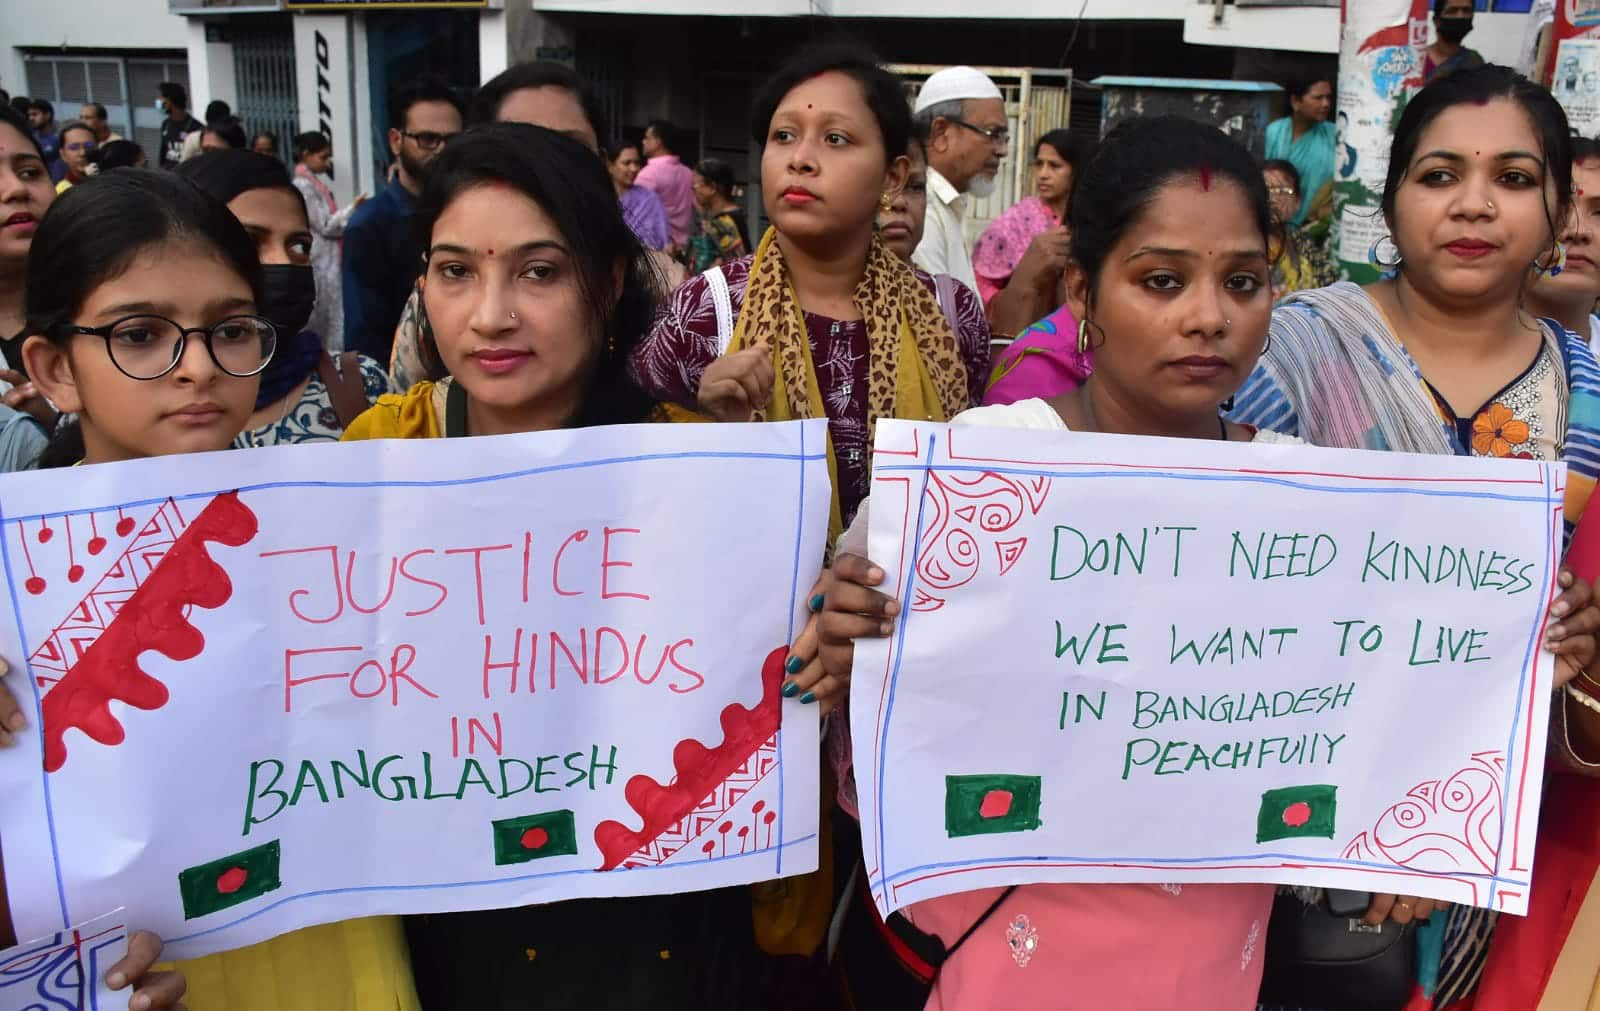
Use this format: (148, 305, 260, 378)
(785, 655, 804, 675)
(782, 681, 800, 698)
(809, 593, 826, 613)
(800, 691, 816, 705)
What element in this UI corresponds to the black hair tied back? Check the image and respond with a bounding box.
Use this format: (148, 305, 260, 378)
(414, 123, 656, 428)
(1068, 115, 1271, 308)
(24, 169, 262, 467)
(750, 39, 911, 168)
(1383, 65, 1573, 235)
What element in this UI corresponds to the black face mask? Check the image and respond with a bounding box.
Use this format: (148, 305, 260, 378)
(1438, 16, 1473, 44)
(260, 263, 316, 339)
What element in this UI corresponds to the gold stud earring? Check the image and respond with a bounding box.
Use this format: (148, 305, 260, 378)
(880, 192, 893, 211)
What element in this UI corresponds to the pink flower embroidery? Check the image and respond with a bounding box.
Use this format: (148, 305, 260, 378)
(1006, 913, 1039, 967)
(1240, 919, 1262, 972)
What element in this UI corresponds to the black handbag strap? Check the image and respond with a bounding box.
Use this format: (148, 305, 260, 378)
(939, 885, 1018, 970)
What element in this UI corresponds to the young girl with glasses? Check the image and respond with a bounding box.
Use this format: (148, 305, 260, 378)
(21, 168, 272, 466)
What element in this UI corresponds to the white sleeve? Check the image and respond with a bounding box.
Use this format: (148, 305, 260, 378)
(837, 498, 870, 559)
(912, 207, 949, 276)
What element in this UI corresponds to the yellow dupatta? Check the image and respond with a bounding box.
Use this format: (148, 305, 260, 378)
(728, 227, 970, 543)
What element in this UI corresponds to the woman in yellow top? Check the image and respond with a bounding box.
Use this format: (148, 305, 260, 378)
(343, 121, 777, 1007)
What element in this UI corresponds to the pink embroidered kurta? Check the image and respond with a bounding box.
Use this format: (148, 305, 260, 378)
(907, 882, 1273, 1011)
(970, 196, 1059, 307)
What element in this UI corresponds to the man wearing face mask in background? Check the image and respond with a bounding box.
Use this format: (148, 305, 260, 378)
(911, 66, 1007, 293)
(1425, 0, 1484, 82)
(177, 149, 391, 446)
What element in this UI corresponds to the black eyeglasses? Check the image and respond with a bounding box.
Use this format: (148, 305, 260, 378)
(56, 315, 277, 381)
(400, 130, 458, 152)
(950, 118, 1010, 147)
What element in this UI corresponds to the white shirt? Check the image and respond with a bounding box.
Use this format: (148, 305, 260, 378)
(1589, 315, 1600, 360)
(913, 166, 978, 292)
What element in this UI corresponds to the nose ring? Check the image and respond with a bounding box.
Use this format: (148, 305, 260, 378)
(1487, 201, 1496, 211)
(510, 311, 518, 320)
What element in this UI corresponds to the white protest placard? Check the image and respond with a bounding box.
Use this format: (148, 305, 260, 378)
(0, 909, 126, 1011)
(854, 419, 1561, 918)
(0, 420, 829, 959)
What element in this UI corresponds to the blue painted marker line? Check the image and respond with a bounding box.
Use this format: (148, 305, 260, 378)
(871, 462, 1551, 505)
(0, 494, 70, 930)
(8, 449, 829, 524)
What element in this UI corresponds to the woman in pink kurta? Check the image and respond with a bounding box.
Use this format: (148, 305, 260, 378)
(823, 116, 1317, 1011)
(971, 195, 1059, 306)
(971, 130, 1093, 339)
(910, 879, 1270, 1011)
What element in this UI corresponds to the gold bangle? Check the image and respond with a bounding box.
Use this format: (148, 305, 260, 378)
(1566, 682, 1600, 715)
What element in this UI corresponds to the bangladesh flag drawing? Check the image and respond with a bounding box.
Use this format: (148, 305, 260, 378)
(945, 773, 1042, 838)
(1256, 784, 1338, 843)
(492, 808, 580, 865)
(178, 839, 282, 919)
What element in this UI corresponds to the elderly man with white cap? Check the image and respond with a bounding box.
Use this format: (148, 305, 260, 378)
(911, 65, 1007, 292)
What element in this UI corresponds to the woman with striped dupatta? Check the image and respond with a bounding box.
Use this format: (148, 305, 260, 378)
(1230, 65, 1600, 1011)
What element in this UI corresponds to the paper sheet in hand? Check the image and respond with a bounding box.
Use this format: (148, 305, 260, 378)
(0, 420, 829, 958)
(0, 909, 126, 1011)
(854, 419, 1560, 917)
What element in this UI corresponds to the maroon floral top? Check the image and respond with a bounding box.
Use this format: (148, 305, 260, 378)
(629, 256, 992, 522)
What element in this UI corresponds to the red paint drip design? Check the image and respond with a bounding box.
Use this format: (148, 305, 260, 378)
(87, 513, 106, 556)
(65, 517, 82, 584)
(40, 492, 258, 773)
(19, 525, 43, 595)
(593, 645, 786, 870)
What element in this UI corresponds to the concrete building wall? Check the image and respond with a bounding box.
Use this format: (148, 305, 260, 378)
(0, 0, 190, 99)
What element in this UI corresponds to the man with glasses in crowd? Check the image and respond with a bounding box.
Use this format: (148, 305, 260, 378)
(55, 121, 99, 192)
(342, 73, 464, 362)
(911, 66, 1008, 292)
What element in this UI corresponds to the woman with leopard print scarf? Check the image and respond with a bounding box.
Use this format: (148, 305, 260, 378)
(628, 42, 991, 986)
(629, 41, 991, 560)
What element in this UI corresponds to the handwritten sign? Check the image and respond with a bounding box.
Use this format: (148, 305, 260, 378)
(0, 420, 829, 959)
(0, 909, 125, 1011)
(854, 420, 1560, 918)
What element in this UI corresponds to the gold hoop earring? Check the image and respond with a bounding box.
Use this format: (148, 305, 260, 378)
(1077, 318, 1092, 356)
